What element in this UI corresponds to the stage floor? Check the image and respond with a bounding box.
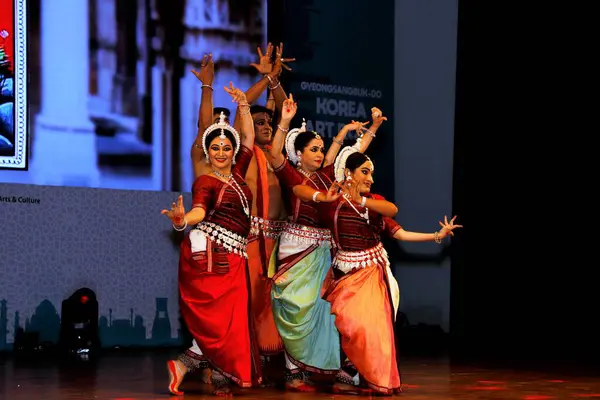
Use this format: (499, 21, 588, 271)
(1, 350, 600, 399)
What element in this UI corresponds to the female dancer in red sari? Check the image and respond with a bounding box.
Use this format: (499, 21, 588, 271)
(294, 147, 462, 395)
(162, 83, 261, 396)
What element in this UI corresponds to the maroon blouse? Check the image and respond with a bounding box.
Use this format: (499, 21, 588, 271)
(317, 193, 402, 251)
(191, 145, 254, 237)
(274, 159, 335, 228)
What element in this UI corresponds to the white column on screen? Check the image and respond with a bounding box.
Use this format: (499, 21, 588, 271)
(32, 0, 100, 187)
(151, 60, 172, 191)
(96, 0, 117, 114)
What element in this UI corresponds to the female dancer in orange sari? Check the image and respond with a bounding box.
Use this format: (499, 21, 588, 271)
(294, 146, 462, 395)
(162, 83, 261, 396)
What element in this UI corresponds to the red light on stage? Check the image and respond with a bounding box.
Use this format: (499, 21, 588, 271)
(466, 386, 506, 391)
(402, 384, 420, 389)
(80, 296, 89, 304)
(523, 396, 555, 400)
(468, 380, 507, 391)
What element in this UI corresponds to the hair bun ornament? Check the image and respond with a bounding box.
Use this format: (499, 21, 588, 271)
(284, 118, 307, 166)
(202, 112, 241, 163)
(334, 145, 359, 182)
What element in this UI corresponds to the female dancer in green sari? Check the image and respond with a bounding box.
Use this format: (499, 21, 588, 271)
(268, 94, 386, 391)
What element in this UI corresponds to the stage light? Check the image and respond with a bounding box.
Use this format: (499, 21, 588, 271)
(59, 288, 99, 358)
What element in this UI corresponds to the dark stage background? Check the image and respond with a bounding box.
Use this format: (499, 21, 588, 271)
(450, 0, 597, 364)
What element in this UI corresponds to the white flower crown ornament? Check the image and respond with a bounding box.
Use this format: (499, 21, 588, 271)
(284, 118, 307, 166)
(202, 112, 241, 164)
(333, 135, 367, 182)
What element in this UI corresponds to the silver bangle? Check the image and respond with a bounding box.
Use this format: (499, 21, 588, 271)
(433, 231, 442, 244)
(201, 84, 213, 91)
(312, 191, 321, 203)
(278, 124, 289, 132)
(333, 137, 344, 145)
(360, 196, 367, 207)
(173, 219, 187, 231)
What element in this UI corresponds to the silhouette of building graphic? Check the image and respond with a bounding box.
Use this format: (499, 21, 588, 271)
(13, 310, 20, 339)
(151, 298, 172, 345)
(99, 308, 144, 347)
(26, 300, 61, 344)
(1, 297, 182, 350)
(0, 299, 25, 351)
(98, 298, 181, 348)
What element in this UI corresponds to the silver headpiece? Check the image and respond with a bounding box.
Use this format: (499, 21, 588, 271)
(334, 140, 365, 182)
(202, 112, 241, 163)
(284, 118, 307, 166)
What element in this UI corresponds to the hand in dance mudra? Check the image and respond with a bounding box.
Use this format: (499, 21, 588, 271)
(339, 178, 363, 205)
(312, 182, 344, 203)
(250, 42, 275, 74)
(161, 195, 186, 228)
(191, 53, 214, 86)
(273, 42, 296, 72)
(224, 81, 247, 104)
(281, 93, 298, 120)
(345, 120, 369, 135)
(438, 216, 463, 238)
(371, 107, 388, 127)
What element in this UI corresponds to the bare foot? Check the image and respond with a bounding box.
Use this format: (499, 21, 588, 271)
(285, 379, 317, 392)
(260, 376, 275, 388)
(201, 367, 212, 384)
(167, 360, 187, 395)
(332, 382, 361, 395)
(212, 382, 233, 396)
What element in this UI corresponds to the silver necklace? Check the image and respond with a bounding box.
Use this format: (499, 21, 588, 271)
(212, 169, 250, 217)
(343, 194, 369, 223)
(297, 167, 328, 189)
(212, 168, 233, 180)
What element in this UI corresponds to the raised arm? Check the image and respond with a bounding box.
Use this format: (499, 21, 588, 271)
(268, 43, 295, 112)
(246, 43, 277, 103)
(190, 54, 215, 163)
(195, 54, 215, 132)
(324, 120, 369, 167)
(224, 82, 254, 149)
(393, 216, 463, 242)
(266, 92, 276, 114)
(269, 94, 297, 168)
(231, 42, 295, 132)
(355, 107, 388, 153)
(229, 43, 273, 131)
